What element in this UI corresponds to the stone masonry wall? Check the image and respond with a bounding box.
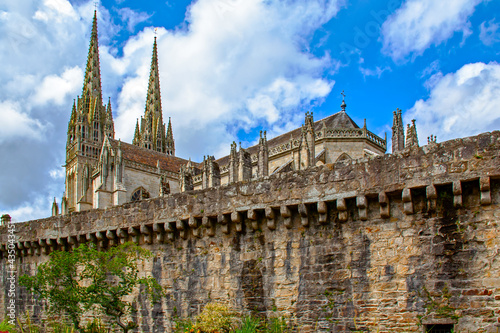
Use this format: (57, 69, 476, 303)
(1, 131, 500, 332)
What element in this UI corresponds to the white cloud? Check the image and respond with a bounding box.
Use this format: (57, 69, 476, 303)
(0, 0, 342, 222)
(359, 66, 391, 78)
(479, 19, 500, 46)
(404, 62, 500, 144)
(381, 0, 484, 61)
(113, 0, 340, 159)
(33, 67, 83, 106)
(0, 101, 45, 143)
(117, 7, 151, 32)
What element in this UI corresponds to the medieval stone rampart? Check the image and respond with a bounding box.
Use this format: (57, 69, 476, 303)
(1, 131, 500, 332)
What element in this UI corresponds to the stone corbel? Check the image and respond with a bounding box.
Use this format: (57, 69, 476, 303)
(140, 225, 152, 244)
(356, 196, 368, 221)
(39, 239, 49, 255)
(280, 205, 292, 229)
(317, 201, 328, 224)
(218, 214, 230, 235)
(231, 211, 243, 232)
(379, 191, 390, 218)
(453, 180, 462, 208)
(247, 209, 260, 231)
(165, 222, 175, 241)
(47, 239, 57, 252)
(202, 216, 216, 237)
(23, 241, 33, 256)
(189, 217, 201, 238)
(176, 219, 188, 239)
(402, 188, 413, 215)
(480, 177, 491, 205)
(153, 223, 164, 243)
(29, 241, 40, 256)
(67, 236, 77, 249)
(337, 198, 348, 222)
(106, 229, 117, 246)
(17, 242, 26, 256)
(117, 228, 128, 244)
(95, 231, 106, 248)
(128, 227, 140, 243)
(264, 207, 276, 230)
(426, 185, 437, 212)
(57, 237, 67, 251)
(298, 203, 309, 227)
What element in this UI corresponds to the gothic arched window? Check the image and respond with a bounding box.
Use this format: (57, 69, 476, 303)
(131, 187, 150, 202)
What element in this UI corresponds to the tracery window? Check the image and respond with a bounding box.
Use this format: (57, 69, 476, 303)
(131, 187, 150, 202)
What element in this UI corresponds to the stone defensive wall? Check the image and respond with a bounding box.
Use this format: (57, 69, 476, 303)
(1, 131, 500, 332)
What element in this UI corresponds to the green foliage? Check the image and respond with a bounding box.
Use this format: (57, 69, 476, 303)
(82, 318, 107, 333)
(192, 303, 236, 333)
(48, 321, 75, 333)
(265, 317, 290, 333)
(19, 249, 86, 330)
(17, 311, 40, 333)
(20, 242, 163, 333)
(0, 318, 16, 332)
(234, 316, 262, 333)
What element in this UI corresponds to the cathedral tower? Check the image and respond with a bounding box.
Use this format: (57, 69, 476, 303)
(64, 11, 114, 213)
(133, 37, 175, 155)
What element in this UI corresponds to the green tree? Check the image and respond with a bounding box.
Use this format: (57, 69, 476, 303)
(20, 242, 163, 333)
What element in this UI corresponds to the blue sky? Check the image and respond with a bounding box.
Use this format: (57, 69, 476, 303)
(1, 0, 499, 222)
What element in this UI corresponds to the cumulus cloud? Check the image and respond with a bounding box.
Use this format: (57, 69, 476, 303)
(404, 62, 500, 144)
(381, 0, 484, 61)
(113, 0, 340, 159)
(0, 101, 45, 143)
(0, 0, 342, 222)
(33, 67, 83, 106)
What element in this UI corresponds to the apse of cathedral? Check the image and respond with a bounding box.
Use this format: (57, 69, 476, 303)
(54, 11, 412, 216)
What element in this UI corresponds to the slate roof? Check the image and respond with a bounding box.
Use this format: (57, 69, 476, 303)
(108, 138, 197, 173)
(215, 111, 360, 166)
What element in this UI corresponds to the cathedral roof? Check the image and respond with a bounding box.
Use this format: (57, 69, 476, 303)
(215, 111, 360, 166)
(108, 138, 195, 173)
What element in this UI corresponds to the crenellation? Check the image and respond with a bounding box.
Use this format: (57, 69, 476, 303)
(2, 131, 500, 332)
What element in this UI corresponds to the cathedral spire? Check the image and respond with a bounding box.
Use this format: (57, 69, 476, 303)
(82, 10, 103, 108)
(134, 37, 172, 154)
(166, 117, 175, 155)
(104, 97, 114, 138)
(133, 119, 140, 145)
(145, 36, 163, 127)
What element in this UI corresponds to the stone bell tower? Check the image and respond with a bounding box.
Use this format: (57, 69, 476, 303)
(63, 11, 114, 214)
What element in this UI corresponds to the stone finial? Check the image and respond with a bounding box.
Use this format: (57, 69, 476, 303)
(1, 214, 11, 226)
(392, 108, 405, 153)
(406, 119, 419, 148)
(52, 197, 59, 216)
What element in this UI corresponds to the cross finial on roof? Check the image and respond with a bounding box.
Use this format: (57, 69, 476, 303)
(94, 1, 98, 10)
(340, 90, 347, 112)
(154, 28, 158, 36)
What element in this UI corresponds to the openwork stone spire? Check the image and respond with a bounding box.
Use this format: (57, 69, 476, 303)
(64, 10, 114, 215)
(134, 37, 174, 155)
(82, 10, 103, 108)
(166, 117, 175, 155)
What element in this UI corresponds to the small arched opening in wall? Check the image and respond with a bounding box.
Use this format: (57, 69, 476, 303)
(131, 187, 150, 202)
(336, 153, 352, 162)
